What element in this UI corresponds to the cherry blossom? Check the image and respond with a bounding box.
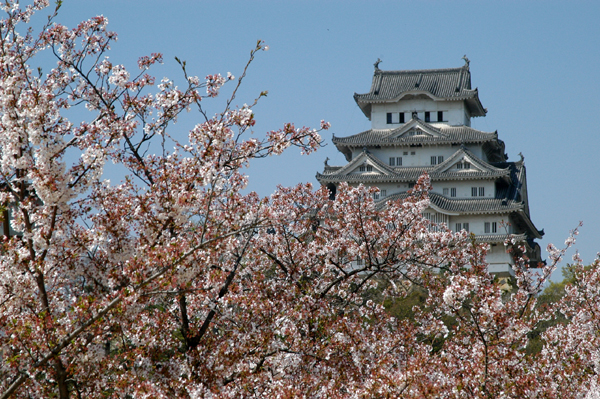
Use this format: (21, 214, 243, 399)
(1, 2, 600, 399)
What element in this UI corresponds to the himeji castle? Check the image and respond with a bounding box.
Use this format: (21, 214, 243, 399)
(316, 58, 544, 276)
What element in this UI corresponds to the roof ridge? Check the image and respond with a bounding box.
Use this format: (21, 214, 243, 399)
(375, 67, 465, 75)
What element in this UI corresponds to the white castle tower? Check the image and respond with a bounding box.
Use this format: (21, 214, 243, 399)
(317, 58, 544, 275)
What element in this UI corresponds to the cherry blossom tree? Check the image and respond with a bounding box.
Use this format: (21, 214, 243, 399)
(1, 2, 599, 398)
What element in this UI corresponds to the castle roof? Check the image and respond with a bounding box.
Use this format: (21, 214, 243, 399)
(354, 65, 486, 119)
(380, 191, 522, 215)
(334, 118, 496, 146)
(332, 118, 506, 162)
(316, 147, 510, 184)
(379, 192, 544, 239)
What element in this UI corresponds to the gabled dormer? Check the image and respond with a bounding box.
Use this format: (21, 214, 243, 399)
(434, 146, 510, 179)
(389, 117, 445, 139)
(343, 151, 391, 177)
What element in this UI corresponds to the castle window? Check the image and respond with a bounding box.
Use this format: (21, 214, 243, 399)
(366, 165, 373, 172)
(411, 151, 415, 155)
(356, 257, 363, 266)
(399, 112, 405, 123)
(484, 222, 498, 234)
(425, 111, 431, 122)
(431, 156, 443, 165)
(443, 188, 449, 196)
(396, 157, 402, 166)
(389, 157, 395, 166)
(403, 151, 408, 155)
(359, 165, 365, 172)
(387, 113, 392, 124)
(381, 189, 387, 197)
(472, 187, 485, 197)
(438, 111, 444, 121)
(373, 192, 380, 200)
(450, 188, 456, 197)
(455, 223, 469, 232)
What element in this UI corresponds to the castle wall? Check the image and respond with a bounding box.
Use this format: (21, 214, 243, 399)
(371, 100, 468, 129)
(350, 144, 484, 167)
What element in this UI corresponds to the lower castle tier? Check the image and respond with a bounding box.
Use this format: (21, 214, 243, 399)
(316, 61, 543, 276)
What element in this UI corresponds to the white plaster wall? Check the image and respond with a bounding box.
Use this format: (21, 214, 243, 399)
(433, 180, 495, 199)
(350, 144, 483, 168)
(464, 145, 483, 158)
(447, 214, 512, 235)
(375, 182, 413, 198)
(345, 182, 412, 199)
(371, 99, 468, 129)
(486, 245, 515, 276)
(368, 146, 458, 167)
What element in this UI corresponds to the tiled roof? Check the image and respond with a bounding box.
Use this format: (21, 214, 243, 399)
(471, 233, 527, 244)
(354, 65, 486, 118)
(316, 147, 510, 184)
(332, 119, 497, 148)
(380, 192, 524, 215)
(377, 191, 543, 239)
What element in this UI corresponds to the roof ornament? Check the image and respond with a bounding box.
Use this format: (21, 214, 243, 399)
(518, 152, 524, 162)
(324, 157, 329, 166)
(462, 54, 470, 68)
(362, 146, 369, 153)
(374, 58, 382, 71)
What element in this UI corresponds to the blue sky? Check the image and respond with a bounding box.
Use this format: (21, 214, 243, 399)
(43, 1, 600, 278)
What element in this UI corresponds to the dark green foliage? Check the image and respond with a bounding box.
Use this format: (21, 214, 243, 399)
(537, 265, 577, 308)
(384, 287, 428, 322)
(527, 266, 578, 355)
